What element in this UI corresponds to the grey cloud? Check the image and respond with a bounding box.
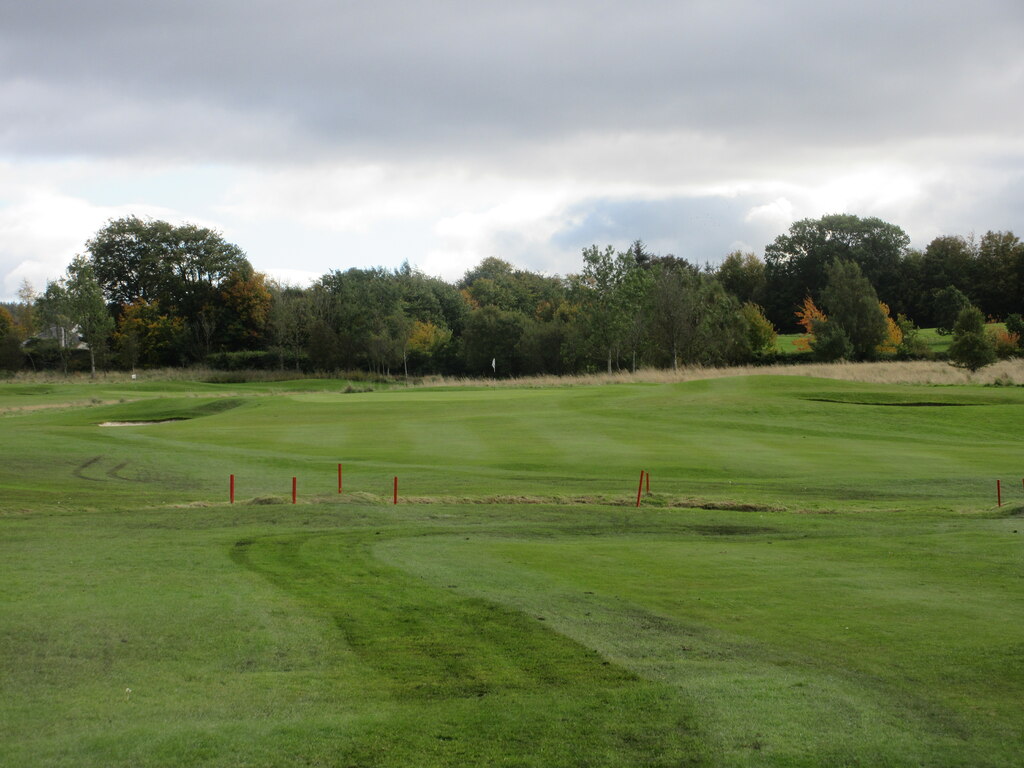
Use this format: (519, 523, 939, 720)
(3, 0, 1023, 164)
(548, 195, 778, 265)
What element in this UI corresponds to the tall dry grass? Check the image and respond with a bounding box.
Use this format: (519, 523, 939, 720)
(0, 367, 372, 386)
(6, 359, 1024, 389)
(417, 359, 1024, 389)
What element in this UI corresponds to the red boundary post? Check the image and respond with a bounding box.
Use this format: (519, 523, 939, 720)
(292, 476, 297, 504)
(645, 471, 650, 495)
(338, 463, 343, 494)
(230, 474, 235, 504)
(997, 479, 1002, 507)
(636, 470, 645, 508)
(393, 476, 398, 505)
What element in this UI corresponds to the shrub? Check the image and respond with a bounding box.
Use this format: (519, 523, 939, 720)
(991, 328, 1020, 359)
(0, 333, 24, 372)
(1005, 313, 1024, 345)
(895, 314, 931, 359)
(205, 350, 282, 371)
(933, 286, 971, 335)
(810, 318, 854, 362)
(948, 307, 996, 371)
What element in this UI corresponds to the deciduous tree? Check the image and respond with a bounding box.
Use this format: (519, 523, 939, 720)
(932, 285, 972, 335)
(717, 251, 766, 306)
(741, 303, 777, 357)
(577, 245, 630, 373)
(114, 299, 185, 368)
(87, 216, 251, 360)
(819, 259, 887, 359)
(66, 256, 114, 376)
(793, 296, 826, 352)
(948, 306, 996, 372)
(763, 214, 909, 329)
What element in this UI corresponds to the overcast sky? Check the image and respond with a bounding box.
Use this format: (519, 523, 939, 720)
(2, 0, 1022, 299)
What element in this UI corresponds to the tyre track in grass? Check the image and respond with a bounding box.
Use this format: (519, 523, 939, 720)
(71, 455, 105, 481)
(229, 527, 711, 767)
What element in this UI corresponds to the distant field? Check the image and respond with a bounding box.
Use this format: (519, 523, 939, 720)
(777, 325, 1004, 357)
(1, 374, 1022, 766)
(774, 331, 808, 355)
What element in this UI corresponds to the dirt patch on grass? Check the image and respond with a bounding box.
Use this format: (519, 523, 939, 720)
(688, 523, 779, 536)
(807, 398, 981, 407)
(300, 493, 787, 511)
(671, 499, 786, 512)
(0, 399, 127, 415)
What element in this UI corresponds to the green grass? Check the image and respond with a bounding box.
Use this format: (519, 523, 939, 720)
(2, 374, 1023, 765)
(776, 327, 958, 356)
(915, 326, 953, 355)
(774, 332, 809, 355)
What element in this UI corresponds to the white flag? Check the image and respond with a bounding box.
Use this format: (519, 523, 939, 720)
(491, 357, 496, 372)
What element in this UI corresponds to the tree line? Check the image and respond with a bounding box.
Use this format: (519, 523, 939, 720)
(1, 213, 1021, 376)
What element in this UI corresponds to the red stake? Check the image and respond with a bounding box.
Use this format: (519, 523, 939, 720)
(230, 474, 235, 504)
(292, 476, 297, 504)
(997, 479, 1002, 507)
(645, 471, 651, 495)
(636, 470, 645, 508)
(338, 463, 343, 494)
(393, 476, 398, 505)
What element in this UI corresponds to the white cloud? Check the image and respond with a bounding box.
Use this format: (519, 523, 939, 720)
(0, 163, 195, 299)
(745, 197, 796, 229)
(426, 189, 581, 280)
(261, 268, 321, 289)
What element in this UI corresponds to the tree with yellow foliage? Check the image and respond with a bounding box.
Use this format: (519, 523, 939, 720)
(876, 302, 903, 356)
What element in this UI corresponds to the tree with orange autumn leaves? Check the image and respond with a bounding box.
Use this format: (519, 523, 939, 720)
(794, 295, 902, 357)
(793, 296, 826, 352)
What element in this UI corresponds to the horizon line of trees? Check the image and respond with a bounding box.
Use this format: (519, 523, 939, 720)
(1, 213, 1022, 377)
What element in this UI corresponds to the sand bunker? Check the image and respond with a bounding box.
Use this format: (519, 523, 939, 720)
(99, 420, 182, 427)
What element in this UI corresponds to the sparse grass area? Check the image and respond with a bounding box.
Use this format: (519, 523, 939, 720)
(2, 372, 1023, 765)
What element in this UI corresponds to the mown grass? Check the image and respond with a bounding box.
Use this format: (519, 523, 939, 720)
(1, 374, 1023, 766)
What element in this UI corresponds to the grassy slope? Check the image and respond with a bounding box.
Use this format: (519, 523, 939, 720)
(1, 376, 1023, 766)
(3, 375, 1022, 510)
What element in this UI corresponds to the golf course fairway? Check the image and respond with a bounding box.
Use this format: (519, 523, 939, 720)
(1, 374, 1021, 766)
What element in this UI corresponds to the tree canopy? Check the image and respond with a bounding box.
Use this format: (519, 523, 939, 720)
(87, 216, 263, 362)
(9, 211, 1024, 376)
(763, 214, 910, 330)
